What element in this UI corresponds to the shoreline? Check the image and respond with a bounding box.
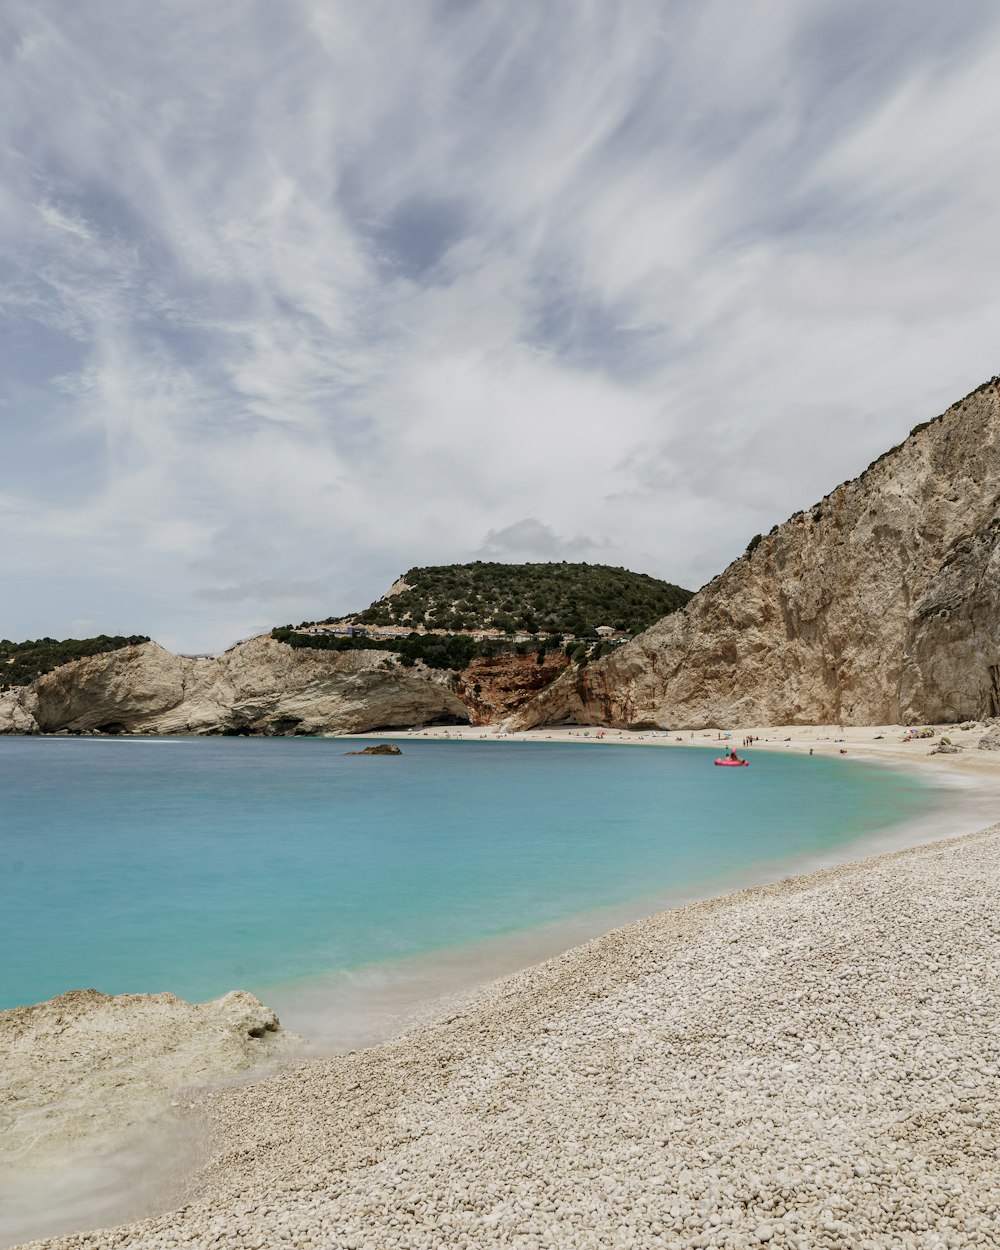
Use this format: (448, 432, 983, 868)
(24, 821, 1000, 1249)
(345, 716, 1000, 775)
(258, 746, 998, 1056)
(7, 731, 1000, 1248)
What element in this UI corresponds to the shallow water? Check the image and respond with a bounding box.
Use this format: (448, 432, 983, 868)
(1, 736, 948, 1019)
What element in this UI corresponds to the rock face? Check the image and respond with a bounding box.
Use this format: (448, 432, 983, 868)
(0, 633, 576, 739)
(3, 636, 470, 736)
(0, 687, 38, 734)
(513, 377, 1000, 729)
(454, 651, 570, 725)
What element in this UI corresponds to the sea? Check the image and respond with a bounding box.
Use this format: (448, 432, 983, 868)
(0, 734, 979, 1047)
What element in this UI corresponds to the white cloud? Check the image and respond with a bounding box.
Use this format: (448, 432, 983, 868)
(1, 1, 1000, 649)
(475, 519, 602, 562)
(36, 202, 93, 241)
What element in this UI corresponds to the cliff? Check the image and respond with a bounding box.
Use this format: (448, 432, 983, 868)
(0, 637, 471, 736)
(454, 651, 570, 725)
(511, 377, 1000, 729)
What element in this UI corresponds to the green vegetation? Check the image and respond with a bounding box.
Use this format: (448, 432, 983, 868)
(320, 561, 692, 637)
(0, 635, 150, 690)
(271, 627, 565, 671)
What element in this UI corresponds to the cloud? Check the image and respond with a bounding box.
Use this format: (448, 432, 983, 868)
(474, 518, 602, 562)
(2, 1, 1000, 648)
(196, 578, 330, 604)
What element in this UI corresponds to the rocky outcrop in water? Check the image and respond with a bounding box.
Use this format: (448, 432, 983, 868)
(512, 377, 1000, 729)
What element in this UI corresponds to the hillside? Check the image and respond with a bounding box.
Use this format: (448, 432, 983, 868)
(0, 562, 692, 735)
(512, 374, 1000, 729)
(323, 562, 692, 636)
(0, 635, 150, 692)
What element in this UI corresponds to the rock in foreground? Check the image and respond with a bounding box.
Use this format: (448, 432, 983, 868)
(0, 988, 297, 1174)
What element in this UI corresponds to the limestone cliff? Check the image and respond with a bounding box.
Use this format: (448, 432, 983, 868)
(3, 636, 470, 736)
(512, 376, 1000, 729)
(0, 635, 575, 738)
(454, 651, 570, 725)
(0, 686, 39, 734)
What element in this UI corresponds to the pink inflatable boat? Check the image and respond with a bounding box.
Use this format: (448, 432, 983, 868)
(714, 757, 749, 767)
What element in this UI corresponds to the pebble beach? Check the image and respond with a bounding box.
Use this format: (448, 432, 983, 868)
(23, 821, 1000, 1250)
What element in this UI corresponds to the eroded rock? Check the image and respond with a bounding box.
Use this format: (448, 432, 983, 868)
(7, 637, 470, 737)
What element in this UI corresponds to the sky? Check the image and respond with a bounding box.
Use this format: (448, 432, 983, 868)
(3, 1, 1000, 652)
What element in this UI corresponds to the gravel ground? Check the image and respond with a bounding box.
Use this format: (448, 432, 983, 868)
(25, 827, 1000, 1250)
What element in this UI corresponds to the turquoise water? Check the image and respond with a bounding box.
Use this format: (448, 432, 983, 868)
(0, 737, 940, 1013)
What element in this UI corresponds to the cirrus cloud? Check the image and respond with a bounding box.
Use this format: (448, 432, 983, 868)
(1, 1, 1000, 650)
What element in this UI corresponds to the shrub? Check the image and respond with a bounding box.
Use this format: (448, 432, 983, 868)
(305, 562, 693, 638)
(0, 635, 152, 690)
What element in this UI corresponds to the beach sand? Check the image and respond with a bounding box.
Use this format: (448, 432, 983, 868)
(351, 717, 1000, 779)
(19, 787, 1000, 1249)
